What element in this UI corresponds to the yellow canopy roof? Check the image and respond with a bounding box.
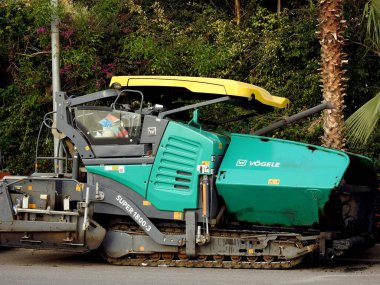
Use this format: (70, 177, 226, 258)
(109, 76, 289, 108)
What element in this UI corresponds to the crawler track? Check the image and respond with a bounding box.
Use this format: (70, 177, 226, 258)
(100, 223, 315, 269)
(101, 252, 304, 269)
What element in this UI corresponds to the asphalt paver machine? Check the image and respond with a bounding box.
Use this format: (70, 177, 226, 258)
(0, 76, 377, 269)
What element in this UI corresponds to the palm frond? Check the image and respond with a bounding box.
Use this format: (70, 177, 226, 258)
(344, 92, 380, 147)
(363, 0, 380, 51)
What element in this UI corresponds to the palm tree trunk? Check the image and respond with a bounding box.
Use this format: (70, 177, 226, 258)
(318, 0, 348, 150)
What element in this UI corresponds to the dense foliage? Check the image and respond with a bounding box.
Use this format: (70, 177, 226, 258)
(0, 0, 378, 174)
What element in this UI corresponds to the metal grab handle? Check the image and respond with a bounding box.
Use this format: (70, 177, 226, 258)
(82, 187, 90, 231)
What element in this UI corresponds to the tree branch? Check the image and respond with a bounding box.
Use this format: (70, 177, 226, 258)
(350, 40, 380, 57)
(15, 51, 50, 57)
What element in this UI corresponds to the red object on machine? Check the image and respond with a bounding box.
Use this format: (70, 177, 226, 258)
(0, 172, 10, 179)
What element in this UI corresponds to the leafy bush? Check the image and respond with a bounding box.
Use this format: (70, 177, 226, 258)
(0, 0, 378, 173)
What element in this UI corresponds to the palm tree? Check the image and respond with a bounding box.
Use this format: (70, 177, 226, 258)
(318, 0, 348, 150)
(345, 0, 380, 147)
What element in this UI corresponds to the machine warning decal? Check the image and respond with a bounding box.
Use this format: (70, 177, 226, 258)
(105, 166, 125, 173)
(147, 127, 157, 136)
(28, 203, 36, 209)
(236, 159, 280, 168)
(268, 179, 280, 185)
(75, 183, 84, 192)
(173, 212, 183, 220)
(197, 161, 210, 174)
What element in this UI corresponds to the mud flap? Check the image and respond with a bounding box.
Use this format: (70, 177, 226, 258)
(79, 218, 106, 250)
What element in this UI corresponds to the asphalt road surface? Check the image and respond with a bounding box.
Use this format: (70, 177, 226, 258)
(0, 247, 380, 285)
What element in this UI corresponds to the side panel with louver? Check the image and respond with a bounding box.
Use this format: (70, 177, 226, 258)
(147, 122, 214, 211)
